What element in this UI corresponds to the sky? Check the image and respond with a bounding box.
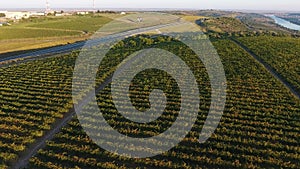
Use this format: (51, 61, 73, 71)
(0, 0, 299, 11)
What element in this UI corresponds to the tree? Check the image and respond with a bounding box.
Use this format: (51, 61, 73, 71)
(0, 13, 5, 17)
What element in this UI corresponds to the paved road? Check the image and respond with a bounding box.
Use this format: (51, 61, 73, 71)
(0, 22, 182, 63)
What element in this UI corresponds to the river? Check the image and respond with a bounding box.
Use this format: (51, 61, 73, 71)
(267, 15, 300, 31)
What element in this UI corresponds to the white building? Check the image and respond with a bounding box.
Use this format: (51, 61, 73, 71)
(30, 12, 45, 17)
(55, 13, 63, 16)
(76, 11, 89, 15)
(0, 11, 8, 14)
(4, 11, 31, 20)
(1, 11, 47, 20)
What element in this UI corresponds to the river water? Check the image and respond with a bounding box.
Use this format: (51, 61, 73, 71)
(267, 15, 300, 31)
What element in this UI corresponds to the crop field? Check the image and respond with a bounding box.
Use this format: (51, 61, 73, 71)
(0, 10, 299, 169)
(198, 17, 249, 33)
(0, 53, 77, 168)
(0, 28, 80, 40)
(0, 46, 121, 168)
(24, 37, 300, 168)
(0, 15, 112, 54)
(0, 36, 89, 54)
(25, 16, 112, 33)
(237, 36, 300, 94)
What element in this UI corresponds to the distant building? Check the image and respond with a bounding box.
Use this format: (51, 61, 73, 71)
(45, 10, 55, 15)
(0, 22, 9, 26)
(0, 11, 48, 20)
(55, 13, 63, 17)
(30, 12, 45, 17)
(4, 11, 31, 20)
(120, 12, 126, 15)
(76, 11, 89, 15)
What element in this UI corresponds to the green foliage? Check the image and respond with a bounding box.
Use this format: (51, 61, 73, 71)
(237, 36, 300, 94)
(27, 37, 300, 168)
(0, 46, 118, 167)
(198, 17, 248, 33)
(0, 15, 111, 40)
(26, 16, 112, 32)
(0, 28, 79, 40)
(0, 53, 76, 167)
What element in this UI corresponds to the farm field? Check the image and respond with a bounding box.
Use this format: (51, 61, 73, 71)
(236, 36, 300, 94)
(0, 15, 112, 54)
(0, 45, 123, 168)
(0, 53, 79, 168)
(0, 28, 80, 40)
(0, 9, 299, 169)
(199, 17, 249, 33)
(25, 37, 300, 168)
(0, 36, 88, 55)
(22, 15, 112, 33)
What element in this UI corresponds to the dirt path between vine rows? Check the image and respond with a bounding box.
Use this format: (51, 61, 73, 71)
(230, 38, 300, 100)
(10, 43, 148, 169)
(10, 75, 114, 169)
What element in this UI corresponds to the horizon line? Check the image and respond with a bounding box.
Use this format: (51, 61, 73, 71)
(0, 8, 299, 13)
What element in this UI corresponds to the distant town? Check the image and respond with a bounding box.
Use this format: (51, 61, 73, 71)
(0, 9, 126, 26)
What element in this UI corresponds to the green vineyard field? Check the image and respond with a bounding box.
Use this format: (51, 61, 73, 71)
(0, 40, 126, 168)
(0, 54, 76, 168)
(237, 36, 300, 94)
(25, 38, 300, 168)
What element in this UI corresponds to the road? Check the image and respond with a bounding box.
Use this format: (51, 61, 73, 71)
(0, 21, 182, 63)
